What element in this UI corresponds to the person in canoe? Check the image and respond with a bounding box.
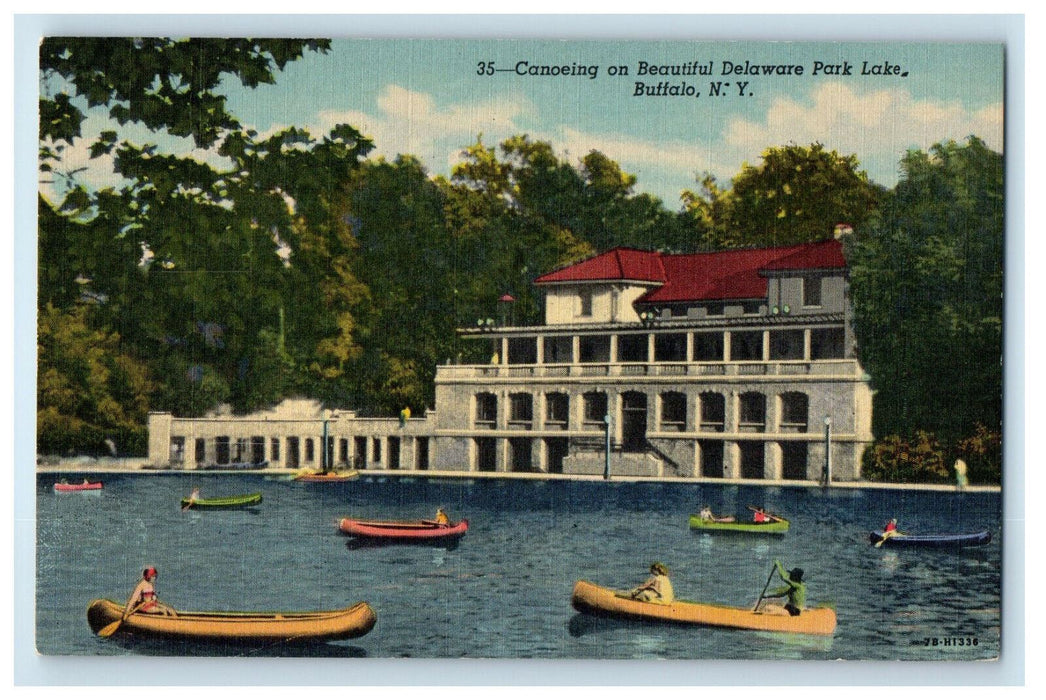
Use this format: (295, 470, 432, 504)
(628, 562, 674, 604)
(758, 560, 805, 617)
(877, 518, 906, 543)
(434, 508, 450, 526)
(124, 567, 176, 617)
(182, 486, 201, 511)
(753, 508, 770, 523)
(699, 506, 736, 523)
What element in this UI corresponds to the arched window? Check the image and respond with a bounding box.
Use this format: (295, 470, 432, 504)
(475, 392, 497, 429)
(583, 391, 608, 429)
(660, 391, 687, 432)
(545, 392, 569, 429)
(699, 392, 725, 432)
(780, 392, 809, 432)
(739, 392, 766, 432)
(509, 393, 534, 428)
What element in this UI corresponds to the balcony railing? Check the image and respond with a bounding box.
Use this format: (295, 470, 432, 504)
(437, 359, 862, 381)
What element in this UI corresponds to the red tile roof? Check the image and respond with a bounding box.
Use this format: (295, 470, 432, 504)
(534, 239, 845, 303)
(534, 248, 666, 285)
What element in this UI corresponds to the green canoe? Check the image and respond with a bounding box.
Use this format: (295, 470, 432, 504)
(688, 515, 789, 534)
(181, 493, 263, 510)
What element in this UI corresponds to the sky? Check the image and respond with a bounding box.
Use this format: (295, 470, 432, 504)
(46, 37, 1004, 208)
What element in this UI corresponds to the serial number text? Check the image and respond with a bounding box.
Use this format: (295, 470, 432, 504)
(920, 637, 979, 647)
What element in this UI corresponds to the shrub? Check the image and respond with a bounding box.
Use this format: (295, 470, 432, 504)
(863, 431, 950, 483)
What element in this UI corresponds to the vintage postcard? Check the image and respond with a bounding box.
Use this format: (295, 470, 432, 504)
(24, 15, 1018, 685)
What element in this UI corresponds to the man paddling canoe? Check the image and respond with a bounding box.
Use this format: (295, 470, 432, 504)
(757, 560, 806, 616)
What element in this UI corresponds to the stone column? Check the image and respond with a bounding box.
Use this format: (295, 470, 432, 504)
(765, 441, 782, 480)
(724, 440, 739, 479)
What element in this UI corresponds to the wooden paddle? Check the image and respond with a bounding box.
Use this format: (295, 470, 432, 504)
(874, 529, 904, 548)
(97, 601, 147, 638)
(752, 563, 777, 612)
(747, 505, 786, 523)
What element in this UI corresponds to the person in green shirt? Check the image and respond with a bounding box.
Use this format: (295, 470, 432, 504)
(760, 560, 806, 616)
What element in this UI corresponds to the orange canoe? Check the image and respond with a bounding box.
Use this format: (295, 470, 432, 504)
(571, 580, 836, 636)
(87, 598, 376, 642)
(294, 470, 359, 482)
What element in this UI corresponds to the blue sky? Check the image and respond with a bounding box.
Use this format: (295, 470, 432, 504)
(225, 39, 1003, 203)
(46, 38, 1003, 207)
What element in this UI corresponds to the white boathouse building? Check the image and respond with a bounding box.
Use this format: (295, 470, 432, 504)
(148, 238, 874, 481)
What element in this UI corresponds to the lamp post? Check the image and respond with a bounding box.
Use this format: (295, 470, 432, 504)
(322, 414, 331, 471)
(603, 413, 612, 480)
(822, 415, 832, 486)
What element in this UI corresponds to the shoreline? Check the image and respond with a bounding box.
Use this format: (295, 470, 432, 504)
(34, 459, 1001, 493)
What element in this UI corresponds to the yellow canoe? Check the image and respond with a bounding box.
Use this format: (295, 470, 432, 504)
(571, 580, 836, 636)
(293, 470, 359, 482)
(87, 598, 376, 642)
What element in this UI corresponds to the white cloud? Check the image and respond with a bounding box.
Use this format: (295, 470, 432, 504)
(40, 108, 230, 205)
(721, 83, 1003, 182)
(543, 83, 1003, 200)
(314, 84, 537, 172)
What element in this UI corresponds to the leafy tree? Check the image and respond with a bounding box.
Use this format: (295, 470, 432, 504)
(338, 155, 464, 414)
(37, 304, 153, 456)
(39, 38, 329, 152)
(849, 137, 1003, 453)
(38, 38, 373, 451)
(442, 136, 593, 328)
(682, 143, 883, 248)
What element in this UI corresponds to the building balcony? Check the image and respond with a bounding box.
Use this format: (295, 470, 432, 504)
(435, 359, 865, 382)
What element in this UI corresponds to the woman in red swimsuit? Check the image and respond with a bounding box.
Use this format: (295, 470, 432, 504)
(124, 567, 176, 617)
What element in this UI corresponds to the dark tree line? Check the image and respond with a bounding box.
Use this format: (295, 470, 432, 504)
(37, 39, 1002, 483)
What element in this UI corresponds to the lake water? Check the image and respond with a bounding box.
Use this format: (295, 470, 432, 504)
(35, 473, 1001, 661)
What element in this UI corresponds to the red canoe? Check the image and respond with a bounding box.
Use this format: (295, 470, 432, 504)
(338, 517, 469, 541)
(54, 481, 103, 492)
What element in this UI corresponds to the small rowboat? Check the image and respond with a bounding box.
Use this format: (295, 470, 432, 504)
(54, 481, 103, 492)
(86, 598, 376, 643)
(869, 529, 992, 549)
(294, 470, 359, 482)
(180, 493, 263, 510)
(689, 515, 789, 534)
(338, 517, 469, 541)
(571, 580, 836, 636)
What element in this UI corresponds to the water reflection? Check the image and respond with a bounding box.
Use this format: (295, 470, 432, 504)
(107, 635, 370, 658)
